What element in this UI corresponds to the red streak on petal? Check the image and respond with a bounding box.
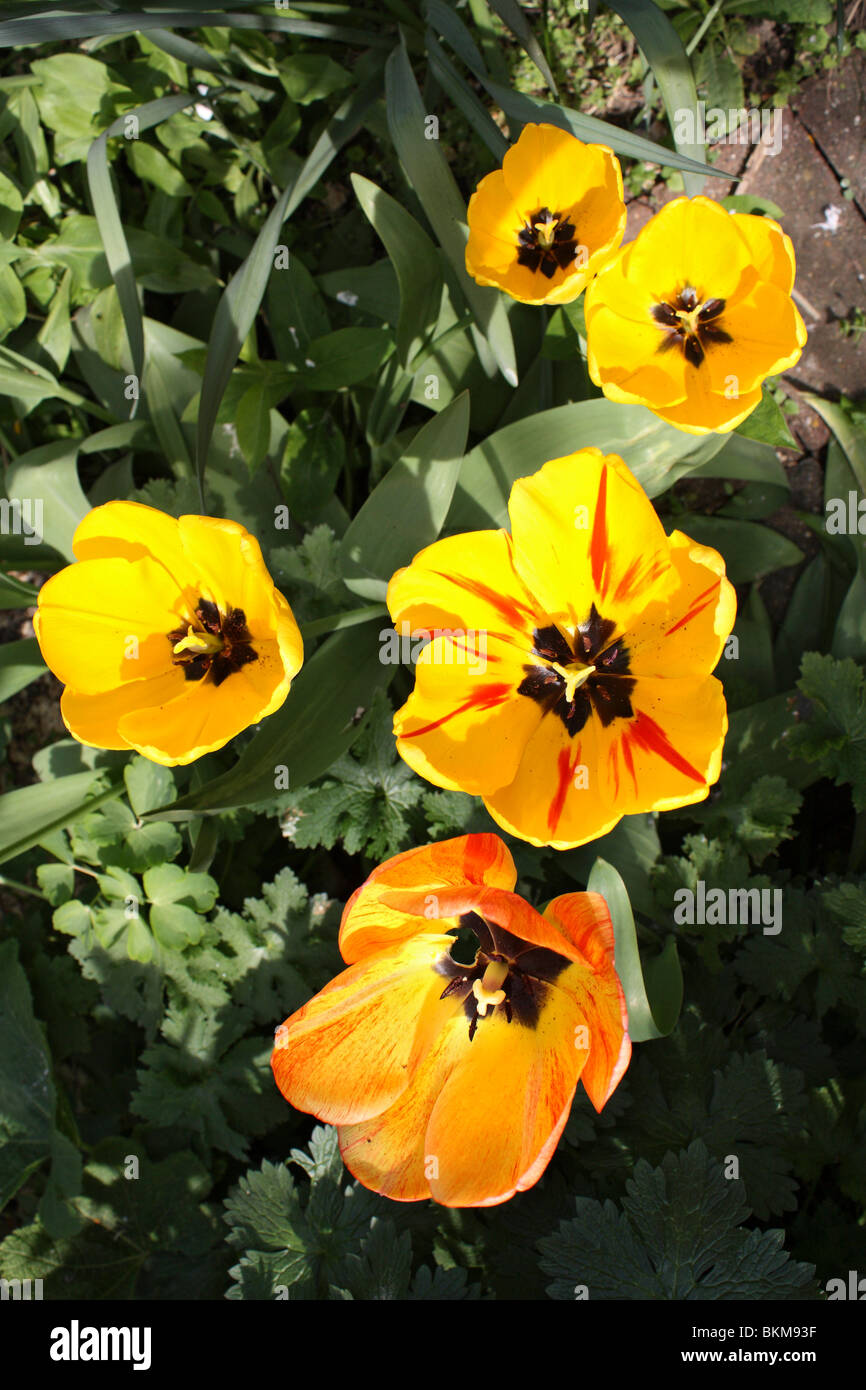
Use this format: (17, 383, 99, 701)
(629, 709, 704, 783)
(589, 464, 609, 596)
(608, 738, 620, 800)
(431, 572, 535, 633)
(620, 731, 638, 798)
(614, 555, 668, 606)
(547, 743, 581, 835)
(400, 682, 512, 739)
(664, 580, 719, 637)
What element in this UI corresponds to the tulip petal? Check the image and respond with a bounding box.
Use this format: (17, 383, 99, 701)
(117, 636, 290, 766)
(388, 529, 537, 640)
(34, 556, 184, 693)
(271, 933, 456, 1126)
(508, 450, 677, 636)
(393, 631, 542, 797)
(59, 669, 185, 750)
(340, 983, 587, 1207)
(340, 833, 518, 963)
(543, 896, 631, 1111)
(625, 532, 737, 678)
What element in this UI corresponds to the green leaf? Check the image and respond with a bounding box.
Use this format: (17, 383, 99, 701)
(385, 40, 517, 387)
(279, 53, 352, 105)
(278, 407, 345, 520)
(300, 327, 392, 391)
(0, 940, 57, 1211)
(351, 173, 443, 369)
(482, 78, 728, 182)
(735, 387, 797, 449)
(5, 439, 90, 562)
(150, 619, 393, 818)
(0, 636, 46, 702)
(608, 0, 707, 197)
(802, 392, 866, 496)
(341, 392, 470, 600)
(0, 571, 39, 608)
(126, 138, 192, 197)
(235, 380, 283, 474)
(539, 1140, 818, 1299)
(0, 770, 123, 867)
(487, 0, 557, 95)
(587, 858, 682, 1042)
(788, 653, 866, 811)
(284, 688, 423, 861)
(449, 397, 723, 528)
(0, 263, 26, 341)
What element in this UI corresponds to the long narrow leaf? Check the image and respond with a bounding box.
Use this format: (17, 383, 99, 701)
(483, 77, 728, 179)
(0, 12, 393, 46)
(386, 40, 517, 386)
(87, 93, 194, 408)
(606, 0, 706, 196)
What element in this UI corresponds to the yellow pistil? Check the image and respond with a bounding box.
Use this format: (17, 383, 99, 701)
(472, 958, 509, 1017)
(548, 660, 596, 704)
(533, 214, 557, 249)
(172, 625, 223, 658)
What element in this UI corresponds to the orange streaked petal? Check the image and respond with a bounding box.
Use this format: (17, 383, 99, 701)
(507, 451, 677, 638)
(543, 895, 631, 1111)
(626, 531, 737, 678)
(340, 982, 587, 1207)
(339, 833, 518, 963)
(271, 932, 456, 1126)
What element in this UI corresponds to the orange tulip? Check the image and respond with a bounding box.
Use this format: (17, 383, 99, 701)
(272, 834, 631, 1207)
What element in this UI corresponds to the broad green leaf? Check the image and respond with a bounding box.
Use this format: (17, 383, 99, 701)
(126, 138, 192, 198)
(0, 263, 26, 341)
(385, 40, 517, 386)
(342, 392, 470, 600)
(148, 620, 393, 819)
(0, 637, 46, 702)
(802, 393, 866, 496)
(351, 173, 442, 369)
(279, 53, 352, 105)
(5, 440, 90, 562)
(690, 432, 788, 487)
(0, 770, 124, 867)
(425, 32, 509, 163)
(300, 327, 392, 391)
(448, 397, 725, 528)
(236, 380, 283, 474)
(587, 858, 682, 1042)
(279, 406, 345, 520)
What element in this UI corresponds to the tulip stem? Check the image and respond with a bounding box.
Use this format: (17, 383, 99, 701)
(300, 604, 388, 641)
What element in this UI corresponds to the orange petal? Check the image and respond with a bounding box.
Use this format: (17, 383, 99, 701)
(542, 895, 631, 1111)
(271, 932, 455, 1125)
(339, 833, 518, 963)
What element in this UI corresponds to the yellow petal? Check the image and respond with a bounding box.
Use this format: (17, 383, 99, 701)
(626, 531, 737, 678)
(34, 556, 184, 693)
(507, 450, 678, 635)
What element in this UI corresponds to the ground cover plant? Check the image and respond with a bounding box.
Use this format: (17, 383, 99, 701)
(0, 0, 865, 1304)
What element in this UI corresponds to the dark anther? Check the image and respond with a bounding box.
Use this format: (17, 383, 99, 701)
(167, 599, 258, 686)
(518, 603, 636, 737)
(652, 287, 731, 367)
(517, 207, 580, 280)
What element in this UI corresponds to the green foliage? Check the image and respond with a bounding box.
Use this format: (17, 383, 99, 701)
(0, 0, 863, 1309)
(539, 1141, 818, 1300)
(283, 688, 424, 860)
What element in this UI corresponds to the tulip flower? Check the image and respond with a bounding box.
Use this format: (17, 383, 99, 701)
(386, 449, 736, 848)
(271, 833, 630, 1207)
(584, 197, 807, 434)
(465, 122, 626, 305)
(34, 501, 302, 766)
